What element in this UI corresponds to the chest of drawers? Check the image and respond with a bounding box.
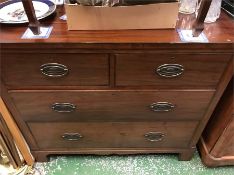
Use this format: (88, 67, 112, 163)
(0, 9, 233, 162)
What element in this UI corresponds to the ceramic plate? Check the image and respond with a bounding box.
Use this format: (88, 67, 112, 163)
(0, 0, 56, 24)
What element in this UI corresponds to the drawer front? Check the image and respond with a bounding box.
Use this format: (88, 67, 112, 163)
(10, 90, 214, 122)
(115, 53, 231, 88)
(2, 53, 109, 88)
(28, 121, 198, 149)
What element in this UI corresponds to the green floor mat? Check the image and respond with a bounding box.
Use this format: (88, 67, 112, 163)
(34, 151, 234, 175)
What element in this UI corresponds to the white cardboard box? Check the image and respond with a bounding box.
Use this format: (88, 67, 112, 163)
(64, 1, 179, 30)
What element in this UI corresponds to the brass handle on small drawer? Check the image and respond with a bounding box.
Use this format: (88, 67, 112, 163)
(40, 63, 69, 77)
(62, 133, 83, 141)
(150, 102, 174, 112)
(51, 103, 76, 113)
(144, 132, 165, 142)
(156, 64, 184, 78)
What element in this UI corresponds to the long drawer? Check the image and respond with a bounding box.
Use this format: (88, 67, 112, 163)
(2, 53, 109, 88)
(28, 121, 198, 149)
(115, 53, 231, 88)
(9, 90, 214, 121)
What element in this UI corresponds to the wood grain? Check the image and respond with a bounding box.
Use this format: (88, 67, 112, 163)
(28, 121, 198, 149)
(0, 83, 38, 149)
(0, 7, 233, 43)
(31, 147, 192, 162)
(9, 90, 214, 122)
(203, 78, 234, 151)
(0, 114, 23, 167)
(0, 133, 18, 168)
(0, 7, 233, 162)
(189, 58, 233, 147)
(2, 53, 109, 88)
(115, 53, 231, 88)
(0, 97, 34, 166)
(199, 137, 234, 167)
(199, 78, 234, 166)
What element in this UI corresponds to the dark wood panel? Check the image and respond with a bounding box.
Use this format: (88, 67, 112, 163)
(199, 77, 234, 166)
(1, 43, 233, 55)
(199, 138, 234, 167)
(30, 147, 191, 162)
(28, 121, 198, 149)
(9, 90, 214, 122)
(0, 83, 38, 149)
(212, 117, 234, 157)
(203, 77, 234, 151)
(190, 58, 233, 148)
(116, 53, 231, 88)
(2, 53, 109, 88)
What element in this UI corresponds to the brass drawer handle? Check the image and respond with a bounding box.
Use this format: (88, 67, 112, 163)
(40, 63, 69, 77)
(144, 132, 165, 142)
(51, 103, 76, 113)
(156, 64, 184, 78)
(150, 102, 174, 112)
(62, 133, 83, 141)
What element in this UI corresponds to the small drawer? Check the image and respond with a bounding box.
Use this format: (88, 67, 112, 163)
(28, 121, 198, 149)
(2, 53, 109, 88)
(9, 90, 214, 122)
(115, 53, 231, 88)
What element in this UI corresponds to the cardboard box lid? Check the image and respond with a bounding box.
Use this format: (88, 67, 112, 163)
(65, 2, 179, 30)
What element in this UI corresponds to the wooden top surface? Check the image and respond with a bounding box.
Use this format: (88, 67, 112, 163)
(0, 6, 234, 44)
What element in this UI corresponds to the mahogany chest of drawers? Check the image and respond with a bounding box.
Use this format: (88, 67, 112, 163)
(0, 10, 233, 162)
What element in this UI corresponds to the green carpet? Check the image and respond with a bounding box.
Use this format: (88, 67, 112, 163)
(34, 151, 234, 175)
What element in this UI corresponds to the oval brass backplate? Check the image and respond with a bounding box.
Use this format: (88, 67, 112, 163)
(51, 103, 76, 113)
(62, 133, 83, 141)
(40, 63, 69, 77)
(156, 64, 184, 78)
(144, 132, 165, 142)
(150, 102, 175, 112)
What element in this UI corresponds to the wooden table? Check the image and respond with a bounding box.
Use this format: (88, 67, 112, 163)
(1, 7, 233, 162)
